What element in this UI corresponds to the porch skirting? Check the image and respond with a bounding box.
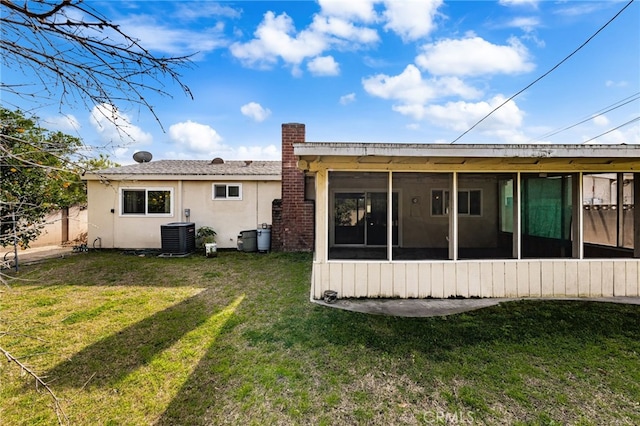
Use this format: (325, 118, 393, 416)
(311, 259, 640, 300)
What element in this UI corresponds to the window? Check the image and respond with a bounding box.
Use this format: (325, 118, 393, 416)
(213, 183, 242, 200)
(459, 190, 482, 216)
(431, 189, 450, 216)
(431, 189, 482, 216)
(121, 188, 172, 215)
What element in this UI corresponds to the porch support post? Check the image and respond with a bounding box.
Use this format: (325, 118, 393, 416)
(388, 171, 393, 261)
(514, 172, 521, 259)
(634, 173, 640, 258)
(315, 169, 328, 262)
(573, 173, 583, 259)
(617, 172, 624, 248)
(449, 172, 458, 260)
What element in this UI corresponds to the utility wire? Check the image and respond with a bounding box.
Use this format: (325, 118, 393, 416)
(528, 92, 640, 142)
(581, 116, 640, 144)
(450, 0, 636, 144)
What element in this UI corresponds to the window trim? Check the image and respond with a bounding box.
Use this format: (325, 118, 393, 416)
(431, 189, 482, 217)
(212, 183, 243, 200)
(120, 187, 174, 217)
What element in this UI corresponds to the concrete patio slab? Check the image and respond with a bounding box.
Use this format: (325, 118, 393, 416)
(311, 296, 640, 317)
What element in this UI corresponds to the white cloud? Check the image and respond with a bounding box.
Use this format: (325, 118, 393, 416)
(592, 115, 610, 126)
(119, 15, 228, 57)
(416, 36, 534, 76)
(392, 95, 527, 143)
(164, 142, 280, 161)
(44, 114, 81, 133)
(362, 64, 482, 105)
(236, 144, 280, 160)
(505, 16, 540, 31)
(240, 102, 272, 122)
(230, 12, 328, 68)
(310, 15, 380, 45)
(583, 126, 640, 145)
(168, 120, 223, 153)
(582, 118, 640, 145)
(311, 15, 379, 44)
(605, 80, 628, 88)
(499, 0, 539, 7)
(382, 0, 443, 41)
(230, 8, 379, 74)
(174, 2, 241, 20)
(339, 93, 356, 105)
(308, 56, 340, 76)
(318, 0, 378, 23)
(394, 96, 524, 136)
(90, 103, 153, 146)
(554, 3, 606, 17)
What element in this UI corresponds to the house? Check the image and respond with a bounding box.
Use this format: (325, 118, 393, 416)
(84, 159, 281, 249)
(83, 123, 640, 301)
(292, 125, 640, 300)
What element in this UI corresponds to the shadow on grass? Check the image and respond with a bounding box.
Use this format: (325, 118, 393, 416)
(44, 286, 234, 389)
(273, 299, 640, 358)
(156, 297, 640, 424)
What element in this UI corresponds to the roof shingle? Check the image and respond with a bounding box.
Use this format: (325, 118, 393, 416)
(91, 160, 281, 176)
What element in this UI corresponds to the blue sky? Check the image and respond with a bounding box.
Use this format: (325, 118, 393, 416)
(3, 0, 639, 163)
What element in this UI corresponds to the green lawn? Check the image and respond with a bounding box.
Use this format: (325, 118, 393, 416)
(1, 251, 639, 425)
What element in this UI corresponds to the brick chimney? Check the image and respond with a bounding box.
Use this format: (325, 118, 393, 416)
(272, 123, 314, 252)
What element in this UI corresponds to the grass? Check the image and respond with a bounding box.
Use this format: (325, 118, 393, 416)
(1, 250, 639, 425)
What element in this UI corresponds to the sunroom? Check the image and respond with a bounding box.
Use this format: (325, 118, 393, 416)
(295, 143, 640, 300)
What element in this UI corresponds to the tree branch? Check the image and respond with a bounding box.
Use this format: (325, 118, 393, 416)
(1, 345, 69, 425)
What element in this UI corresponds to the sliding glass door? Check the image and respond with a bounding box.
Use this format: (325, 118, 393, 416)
(333, 191, 397, 246)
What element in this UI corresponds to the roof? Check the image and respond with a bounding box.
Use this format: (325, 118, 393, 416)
(295, 143, 640, 172)
(295, 142, 639, 158)
(84, 160, 281, 181)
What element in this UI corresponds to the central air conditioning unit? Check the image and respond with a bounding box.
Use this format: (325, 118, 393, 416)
(160, 222, 196, 255)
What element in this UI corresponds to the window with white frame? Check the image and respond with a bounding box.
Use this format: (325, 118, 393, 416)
(121, 188, 172, 215)
(431, 189, 482, 216)
(212, 183, 242, 200)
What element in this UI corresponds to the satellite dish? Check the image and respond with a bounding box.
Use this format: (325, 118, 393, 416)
(133, 151, 153, 163)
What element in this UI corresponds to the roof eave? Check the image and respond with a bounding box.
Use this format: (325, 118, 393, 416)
(294, 143, 640, 159)
(83, 174, 281, 181)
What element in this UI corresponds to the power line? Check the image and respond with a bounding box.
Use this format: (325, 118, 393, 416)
(450, 0, 636, 144)
(528, 92, 640, 142)
(581, 116, 640, 144)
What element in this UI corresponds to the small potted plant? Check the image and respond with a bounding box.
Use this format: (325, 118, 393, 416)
(196, 226, 217, 257)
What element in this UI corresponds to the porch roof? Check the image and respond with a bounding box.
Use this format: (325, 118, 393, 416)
(294, 143, 640, 171)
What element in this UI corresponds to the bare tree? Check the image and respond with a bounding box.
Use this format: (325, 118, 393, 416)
(0, 0, 193, 128)
(1, 0, 195, 252)
(1, 4, 194, 422)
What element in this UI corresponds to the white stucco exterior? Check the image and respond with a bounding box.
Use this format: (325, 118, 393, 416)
(84, 160, 281, 249)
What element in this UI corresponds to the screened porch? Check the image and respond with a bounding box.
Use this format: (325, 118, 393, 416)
(327, 171, 635, 262)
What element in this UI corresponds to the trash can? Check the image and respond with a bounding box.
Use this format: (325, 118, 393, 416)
(257, 228, 271, 252)
(241, 230, 257, 252)
(205, 243, 217, 258)
(237, 233, 243, 251)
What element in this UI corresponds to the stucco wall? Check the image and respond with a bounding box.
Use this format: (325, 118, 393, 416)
(29, 206, 88, 247)
(87, 179, 280, 249)
(182, 180, 280, 248)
